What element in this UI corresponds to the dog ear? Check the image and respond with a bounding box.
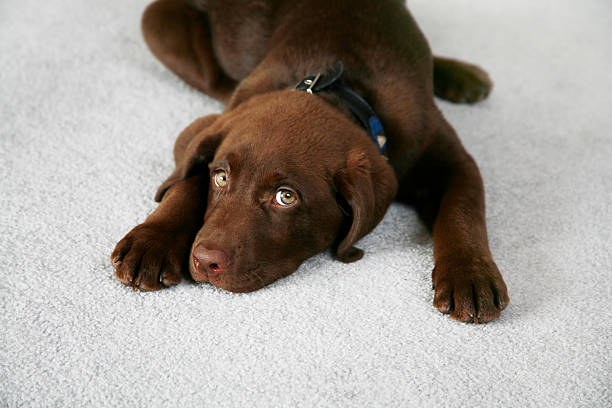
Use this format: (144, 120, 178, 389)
(154, 124, 223, 202)
(334, 150, 398, 263)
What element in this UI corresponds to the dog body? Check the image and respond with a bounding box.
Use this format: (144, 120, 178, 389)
(112, 0, 509, 323)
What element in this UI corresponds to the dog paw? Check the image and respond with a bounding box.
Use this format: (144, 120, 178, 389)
(432, 254, 509, 323)
(111, 222, 188, 291)
(434, 60, 493, 104)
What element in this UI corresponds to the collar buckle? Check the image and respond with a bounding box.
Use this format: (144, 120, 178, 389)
(295, 62, 388, 157)
(304, 73, 321, 94)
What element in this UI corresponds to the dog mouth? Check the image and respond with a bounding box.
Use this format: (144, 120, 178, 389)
(191, 255, 267, 292)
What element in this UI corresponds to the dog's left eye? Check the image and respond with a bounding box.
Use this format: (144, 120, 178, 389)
(275, 188, 297, 206)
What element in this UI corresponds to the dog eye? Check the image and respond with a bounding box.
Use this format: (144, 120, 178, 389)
(275, 189, 297, 206)
(213, 170, 228, 188)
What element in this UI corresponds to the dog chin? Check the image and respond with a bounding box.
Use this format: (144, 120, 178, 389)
(190, 266, 270, 293)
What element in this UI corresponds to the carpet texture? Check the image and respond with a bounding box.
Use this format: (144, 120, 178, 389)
(1, 0, 610, 406)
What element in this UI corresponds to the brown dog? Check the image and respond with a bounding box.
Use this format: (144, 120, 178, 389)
(111, 0, 509, 323)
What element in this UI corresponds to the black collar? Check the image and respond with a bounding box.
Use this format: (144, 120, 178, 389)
(295, 62, 387, 156)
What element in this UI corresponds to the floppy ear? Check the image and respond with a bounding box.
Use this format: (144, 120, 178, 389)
(334, 150, 398, 263)
(154, 125, 223, 202)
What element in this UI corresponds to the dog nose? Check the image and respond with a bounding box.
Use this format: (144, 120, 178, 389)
(193, 244, 229, 275)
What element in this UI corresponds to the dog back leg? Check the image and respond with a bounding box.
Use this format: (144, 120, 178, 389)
(433, 56, 493, 104)
(141, 0, 236, 103)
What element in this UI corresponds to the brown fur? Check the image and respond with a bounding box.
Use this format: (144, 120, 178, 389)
(111, 0, 509, 323)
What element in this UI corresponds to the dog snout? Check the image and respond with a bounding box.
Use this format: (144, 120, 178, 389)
(193, 244, 230, 276)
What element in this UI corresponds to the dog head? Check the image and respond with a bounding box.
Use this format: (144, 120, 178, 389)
(156, 90, 397, 292)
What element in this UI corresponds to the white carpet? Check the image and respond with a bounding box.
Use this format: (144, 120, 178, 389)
(1, 0, 610, 406)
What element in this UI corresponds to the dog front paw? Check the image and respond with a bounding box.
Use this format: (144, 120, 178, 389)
(432, 254, 509, 323)
(111, 223, 188, 291)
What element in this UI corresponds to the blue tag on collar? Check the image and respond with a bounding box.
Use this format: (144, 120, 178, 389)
(369, 116, 387, 153)
(296, 62, 388, 157)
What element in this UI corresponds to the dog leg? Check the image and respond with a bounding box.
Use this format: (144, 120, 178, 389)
(141, 0, 236, 102)
(433, 56, 492, 104)
(397, 123, 509, 323)
(111, 114, 220, 290)
(429, 154, 509, 323)
(111, 174, 207, 291)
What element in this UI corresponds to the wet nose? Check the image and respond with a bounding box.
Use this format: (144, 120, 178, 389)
(193, 244, 230, 275)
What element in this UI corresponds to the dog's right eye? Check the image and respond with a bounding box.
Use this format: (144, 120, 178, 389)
(213, 170, 228, 188)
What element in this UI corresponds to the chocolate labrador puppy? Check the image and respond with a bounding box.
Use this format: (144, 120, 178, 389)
(111, 0, 509, 323)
